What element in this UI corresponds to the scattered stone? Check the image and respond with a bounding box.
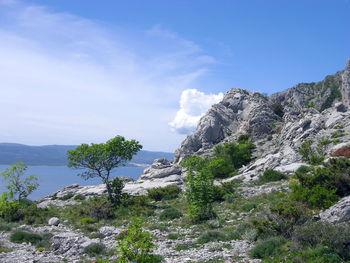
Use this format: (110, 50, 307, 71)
(48, 217, 60, 226)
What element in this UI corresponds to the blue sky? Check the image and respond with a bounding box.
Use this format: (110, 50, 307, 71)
(0, 0, 349, 152)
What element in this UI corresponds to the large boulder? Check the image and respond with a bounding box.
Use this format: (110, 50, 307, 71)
(319, 196, 350, 223)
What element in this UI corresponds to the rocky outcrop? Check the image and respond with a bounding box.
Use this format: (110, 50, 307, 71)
(319, 195, 350, 223)
(341, 58, 350, 106)
(174, 89, 279, 163)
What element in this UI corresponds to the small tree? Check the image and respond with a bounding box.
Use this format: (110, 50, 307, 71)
(67, 136, 142, 203)
(186, 169, 216, 222)
(116, 217, 160, 263)
(1, 162, 39, 201)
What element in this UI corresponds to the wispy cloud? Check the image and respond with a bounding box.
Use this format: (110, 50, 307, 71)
(0, 1, 217, 151)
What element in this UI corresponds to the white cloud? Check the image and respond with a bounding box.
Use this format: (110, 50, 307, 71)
(0, 1, 218, 151)
(169, 89, 223, 134)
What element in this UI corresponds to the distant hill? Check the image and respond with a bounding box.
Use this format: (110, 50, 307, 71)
(0, 143, 173, 166)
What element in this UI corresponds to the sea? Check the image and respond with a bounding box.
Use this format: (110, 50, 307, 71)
(0, 165, 145, 200)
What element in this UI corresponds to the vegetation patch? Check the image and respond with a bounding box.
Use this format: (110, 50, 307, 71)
(159, 207, 183, 221)
(83, 243, 106, 256)
(147, 185, 181, 201)
(257, 169, 288, 184)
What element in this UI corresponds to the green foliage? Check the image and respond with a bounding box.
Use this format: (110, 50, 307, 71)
(214, 138, 255, 170)
(263, 246, 342, 263)
(298, 140, 325, 165)
(290, 183, 338, 209)
(67, 136, 142, 203)
(0, 194, 52, 224)
(258, 169, 287, 184)
(197, 230, 227, 244)
(59, 193, 74, 200)
(331, 130, 346, 138)
(88, 197, 116, 220)
(116, 217, 161, 263)
(79, 217, 96, 225)
(293, 221, 350, 259)
(74, 194, 86, 201)
(10, 231, 42, 245)
(250, 237, 285, 259)
(271, 103, 284, 117)
(108, 177, 125, 206)
(1, 162, 39, 201)
(159, 207, 183, 221)
(121, 195, 155, 217)
(291, 158, 350, 209)
(185, 168, 216, 223)
(147, 185, 181, 201)
(84, 243, 106, 256)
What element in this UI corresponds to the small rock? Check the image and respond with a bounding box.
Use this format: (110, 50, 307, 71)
(48, 217, 60, 226)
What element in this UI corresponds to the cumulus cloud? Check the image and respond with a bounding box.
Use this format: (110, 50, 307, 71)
(169, 89, 224, 134)
(0, 1, 218, 151)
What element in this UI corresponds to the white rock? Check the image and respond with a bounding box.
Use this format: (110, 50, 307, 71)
(48, 217, 60, 226)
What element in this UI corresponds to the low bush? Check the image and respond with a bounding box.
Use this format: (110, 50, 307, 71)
(291, 158, 350, 209)
(84, 243, 106, 256)
(290, 183, 339, 209)
(293, 221, 350, 259)
(89, 198, 116, 220)
(258, 169, 287, 184)
(74, 194, 86, 201)
(159, 207, 183, 221)
(10, 231, 42, 245)
(147, 185, 181, 201)
(298, 140, 325, 165)
(59, 193, 74, 200)
(79, 217, 96, 225)
(249, 236, 285, 259)
(197, 230, 227, 244)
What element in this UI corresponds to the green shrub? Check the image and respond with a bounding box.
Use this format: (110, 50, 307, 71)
(10, 231, 42, 245)
(291, 159, 350, 208)
(59, 193, 74, 200)
(89, 198, 116, 220)
(74, 194, 86, 201)
(0, 223, 12, 231)
(79, 217, 96, 225)
(298, 140, 325, 165)
(107, 177, 124, 205)
(185, 168, 216, 223)
(258, 169, 287, 184)
(214, 139, 255, 170)
(147, 185, 181, 201)
(197, 231, 227, 244)
(0, 199, 24, 222)
(84, 243, 106, 256)
(206, 158, 235, 179)
(290, 183, 339, 209)
(293, 221, 350, 259)
(159, 207, 182, 221)
(250, 237, 285, 259)
(211, 186, 226, 202)
(116, 217, 161, 263)
(122, 195, 155, 217)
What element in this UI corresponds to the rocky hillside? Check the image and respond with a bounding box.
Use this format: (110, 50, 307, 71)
(1, 59, 350, 263)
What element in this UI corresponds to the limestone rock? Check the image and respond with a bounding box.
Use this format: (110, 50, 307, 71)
(319, 195, 350, 223)
(174, 89, 279, 163)
(48, 217, 60, 226)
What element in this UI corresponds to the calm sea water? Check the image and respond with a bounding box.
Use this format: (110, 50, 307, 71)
(0, 165, 145, 200)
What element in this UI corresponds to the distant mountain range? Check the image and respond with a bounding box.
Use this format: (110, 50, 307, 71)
(0, 143, 173, 166)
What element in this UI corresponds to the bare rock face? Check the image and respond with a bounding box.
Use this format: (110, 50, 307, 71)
(319, 195, 350, 223)
(174, 89, 279, 163)
(341, 58, 350, 106)
(140, 158, 182, 180)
